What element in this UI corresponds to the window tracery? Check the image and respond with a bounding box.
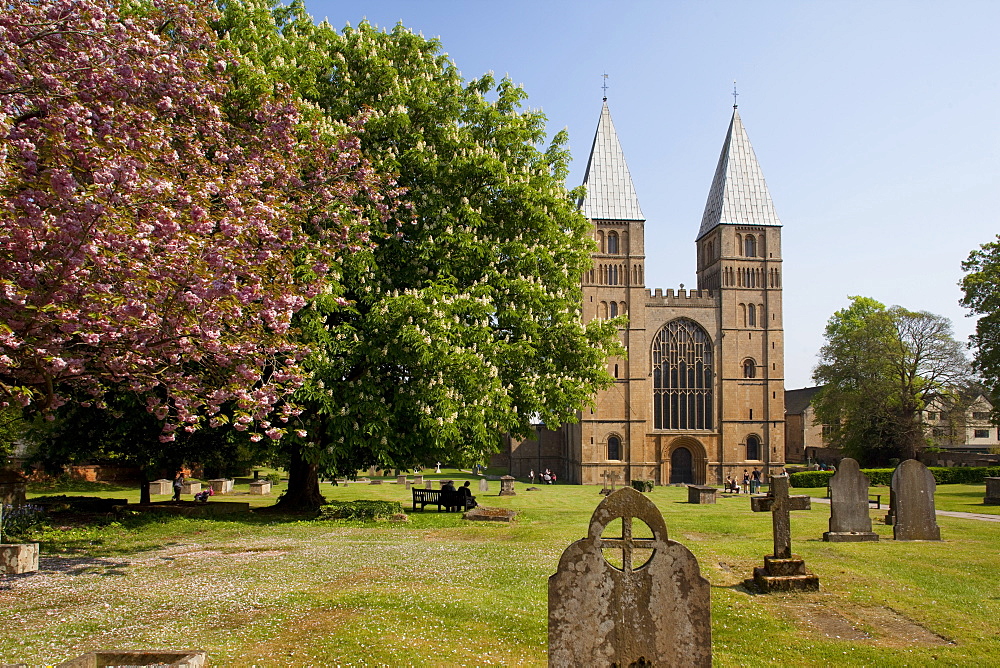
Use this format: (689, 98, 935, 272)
(652, 319, 714, 430)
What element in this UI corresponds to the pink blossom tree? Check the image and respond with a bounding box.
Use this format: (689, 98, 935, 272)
(0, 0, 391, 444)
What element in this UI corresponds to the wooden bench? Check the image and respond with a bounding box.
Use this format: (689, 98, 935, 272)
(826, 487, 882, 509)
(411, 488, 474, 512)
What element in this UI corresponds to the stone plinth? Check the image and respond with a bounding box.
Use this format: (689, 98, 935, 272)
(413, 475, 424, 485)
(499, 475, 516, 496)
(425, 481, 433, 489)
(985, 477, 1000, 505)
(687, 485, 717, 504)
(0, 542, 39, 574)
(396, 475, 407, 485)
(752, 556, 819, 593)
(180, 481, 201, 495)
(369, 479, 383, 485)
(56, 650, 206, 667)
(249, 481, 271, 495)
(148, 479, 172, 495)
(207, 479, 233, 495)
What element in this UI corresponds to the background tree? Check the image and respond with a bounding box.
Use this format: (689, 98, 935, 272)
(216, 1, 623, 509)
(961, 236, 1000, 409)
(812, 296, 969, 465)
(0, 0, 387, 443)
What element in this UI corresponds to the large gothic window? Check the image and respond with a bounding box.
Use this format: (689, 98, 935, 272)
(652, 319, 714, 430)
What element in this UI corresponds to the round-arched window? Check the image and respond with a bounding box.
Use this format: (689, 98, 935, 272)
(746, 435, 761, 460)
(607, 436, 621, 461)
(745, 234, 756, 257)
(743, 359, 756, 378)
(607, 231, 619, 255)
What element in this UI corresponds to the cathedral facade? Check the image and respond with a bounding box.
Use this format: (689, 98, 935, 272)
(498, 101, 786, 485)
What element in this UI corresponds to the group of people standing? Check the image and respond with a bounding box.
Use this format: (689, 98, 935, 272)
(724, 467, 763, 494)
(528, 469, 557, 485)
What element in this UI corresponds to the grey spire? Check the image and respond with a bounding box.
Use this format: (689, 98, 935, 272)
(696, 108, 781, 240)
(580, 102, 645, 221)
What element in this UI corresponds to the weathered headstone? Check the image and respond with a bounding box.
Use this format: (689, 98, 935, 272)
(891, 459, 941, 541)
(548, 486, 711, 667)
(478, 478, 489, 492)
(750, 475, 819, 592)
(984, 477, 1000, 505)
(425, 481, 433, 489)
(823, 458, 878, 542)
(499, 475, 516, 496)
(413, 474, 424, 485)
(687, 485, 717, 504)
(56, 650, 206, 667)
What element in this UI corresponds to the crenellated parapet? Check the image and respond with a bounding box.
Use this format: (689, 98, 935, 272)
(646, 287, 718, 307)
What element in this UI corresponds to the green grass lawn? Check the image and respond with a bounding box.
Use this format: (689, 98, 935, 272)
(3, 473, 999, 666)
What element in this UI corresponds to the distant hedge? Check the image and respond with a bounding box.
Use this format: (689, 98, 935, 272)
(317, 500, 403, 521)
(791, 466, 1000, 488)
(788, 471, 834, 488)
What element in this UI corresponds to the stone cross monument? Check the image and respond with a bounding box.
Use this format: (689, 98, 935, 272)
(548, 486, 711, 667)
(823, 457, 878, 542)
(749, 475, 819, 592)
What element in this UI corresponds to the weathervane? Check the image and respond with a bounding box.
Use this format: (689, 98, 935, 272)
(602, 73, 609, 101)
(732, 80, 738, 109)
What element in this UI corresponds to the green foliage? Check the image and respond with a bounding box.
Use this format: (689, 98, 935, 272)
(265, 472, 282, 485)
(630, 480, 654, 492)
(317, 499, 403, 521)
(790, 466, 1000, 487)
(962, 236, 1000, 404)
(215, 2, 623, 482)
(928, 466, 1000, 485)
(0, 504, 46, 541)
(788, 471, 835, 488)
(813, 296, 969, 465)
(26, 390, 276, 480)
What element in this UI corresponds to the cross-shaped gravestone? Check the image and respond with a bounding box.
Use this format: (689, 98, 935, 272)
(548, 486, 711, 666)
(751, 475, 810, 558)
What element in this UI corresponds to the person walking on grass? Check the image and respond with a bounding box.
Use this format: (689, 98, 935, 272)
(172, 471, 184, 502)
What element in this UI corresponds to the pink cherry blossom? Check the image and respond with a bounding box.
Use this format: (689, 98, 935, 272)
(0, 0, 399, 436)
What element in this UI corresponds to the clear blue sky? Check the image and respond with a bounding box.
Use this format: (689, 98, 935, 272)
(305, 0, 1000, 388)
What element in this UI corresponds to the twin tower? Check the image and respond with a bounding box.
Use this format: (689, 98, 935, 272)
(501, 101, 786, 485)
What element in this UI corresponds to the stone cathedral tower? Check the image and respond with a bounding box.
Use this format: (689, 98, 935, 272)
(497, 101, 786, 485)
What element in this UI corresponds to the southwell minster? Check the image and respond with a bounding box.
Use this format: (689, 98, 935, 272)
(495, 99, 787, 486)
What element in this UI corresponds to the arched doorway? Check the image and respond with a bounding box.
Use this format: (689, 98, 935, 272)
(669, 447, 694, 484)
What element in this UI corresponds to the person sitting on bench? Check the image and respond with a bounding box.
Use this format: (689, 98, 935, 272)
(458, 481, 477, 509)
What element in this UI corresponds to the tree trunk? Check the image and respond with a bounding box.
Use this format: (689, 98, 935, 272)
(139, 468, 151, 505)
(274, 447, 326, 512)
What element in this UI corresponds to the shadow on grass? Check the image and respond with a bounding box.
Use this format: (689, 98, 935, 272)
(28, 479, 136, 494)
(39, 553, 132, 577)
